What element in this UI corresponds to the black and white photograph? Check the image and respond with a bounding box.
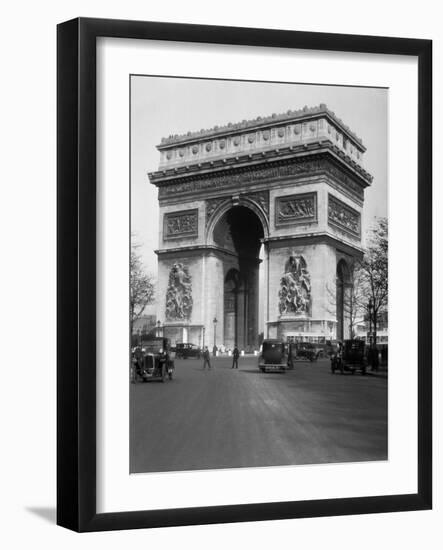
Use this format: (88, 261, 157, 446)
(130, 76, 389, 474)
(1, 0, 437, 545)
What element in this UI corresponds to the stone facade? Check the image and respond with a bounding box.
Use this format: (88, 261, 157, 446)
(149, 104, 371, 347)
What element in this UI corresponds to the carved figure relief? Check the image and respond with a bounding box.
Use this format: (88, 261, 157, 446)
(164, 209, 198, 239)
(279, 255, 311, 316)
(165, 263, 193, 321)
(276, 193, 316, 225)
(328, 195, 360, 237)
(206, 197, 226, 226)
(157, 156, 369, 201)
(245, 190, 269, 218)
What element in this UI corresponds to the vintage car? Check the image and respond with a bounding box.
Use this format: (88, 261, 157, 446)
(131, 337, 174, 382)
(258, 339, 295, 373)
(331, 339, 368, 375)
(294, 342, 320, 362)
(325, 340, 341, 358)
(175, 342, 202, 359)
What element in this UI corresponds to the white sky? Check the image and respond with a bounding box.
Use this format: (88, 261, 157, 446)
(131, 76, 388, 279)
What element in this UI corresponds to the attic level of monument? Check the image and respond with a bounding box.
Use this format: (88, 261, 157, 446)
(148, 105, 373, 195)
(158, 104, 365, 150)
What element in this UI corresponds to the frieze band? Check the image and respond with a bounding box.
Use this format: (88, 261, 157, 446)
(157, 156, 366, 202)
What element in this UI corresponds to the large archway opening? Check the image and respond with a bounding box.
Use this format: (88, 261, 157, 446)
(213, 205, 264, 351)
(336, 259, 351, 341)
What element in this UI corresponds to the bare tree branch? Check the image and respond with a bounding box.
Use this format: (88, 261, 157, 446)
(130, 237, 155, 332)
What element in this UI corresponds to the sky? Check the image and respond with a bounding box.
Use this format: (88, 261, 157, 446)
(131, 76, 388, 279)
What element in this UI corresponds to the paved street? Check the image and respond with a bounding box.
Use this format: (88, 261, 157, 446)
(130, 356, 387, 473)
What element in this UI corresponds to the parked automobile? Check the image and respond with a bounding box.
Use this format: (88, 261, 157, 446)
(325, 340, 341, 357)
(330, 339, 368, 375)
(131, 337, 174, 382)
(294, 342, 320, 362)
(258, 339, 295, 373)
(175, 342, 202, 359)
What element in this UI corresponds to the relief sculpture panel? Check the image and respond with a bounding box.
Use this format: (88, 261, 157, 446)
(279, 255, 311, 316)
(165, 263, 193, 321)
(328, 195, 360, 237)
(164, 209, 198, 240)
(157, 157, 367, 201)
(275, 192, 317, 226)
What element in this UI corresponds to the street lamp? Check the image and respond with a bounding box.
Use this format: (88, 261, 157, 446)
(213, 316, 218, 355)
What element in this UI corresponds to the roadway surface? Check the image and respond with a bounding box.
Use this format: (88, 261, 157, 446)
(130, 355, 387, 473)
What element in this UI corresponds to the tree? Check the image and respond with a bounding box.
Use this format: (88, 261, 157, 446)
(325, 218, 388, 343)
(357, 217, 388, 346)
(326, 264, 366, 339)
(130, 241, 155, 334)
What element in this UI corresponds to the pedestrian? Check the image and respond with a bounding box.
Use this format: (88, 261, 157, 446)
(232, 345, 239, 369)
(202, 346, 211, 369)
(212, 344, 217, 357)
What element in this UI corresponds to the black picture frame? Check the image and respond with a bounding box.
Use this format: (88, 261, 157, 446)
(57, 17, 432, 532)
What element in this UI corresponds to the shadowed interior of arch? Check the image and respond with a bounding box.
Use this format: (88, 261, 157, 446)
(213, 206, 264, 350)
(336, 259, 351, 341)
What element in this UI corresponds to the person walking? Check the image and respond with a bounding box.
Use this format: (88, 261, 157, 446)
(202, 346, 211, 369)
(232, 345, 239, 369)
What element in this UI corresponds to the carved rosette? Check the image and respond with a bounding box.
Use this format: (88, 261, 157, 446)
(278, 256, 311, 316)
(276, 193, 317, 226)
(328, 195, 361, 237)
(165, 263, 193, 321)
(164, 209, 198, 240)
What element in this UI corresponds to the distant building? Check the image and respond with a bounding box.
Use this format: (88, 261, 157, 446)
(355, 309, 388, 344)
(132, 314, 156, 335)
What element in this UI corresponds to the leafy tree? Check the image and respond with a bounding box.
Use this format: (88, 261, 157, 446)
(130, 241, 155, 333)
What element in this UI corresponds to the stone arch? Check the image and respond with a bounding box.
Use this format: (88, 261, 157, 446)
(224, 268, 242, 348)
(205, 196, 269, 244)
(336, 258, 352, 341)
(208, 204, 265, 350)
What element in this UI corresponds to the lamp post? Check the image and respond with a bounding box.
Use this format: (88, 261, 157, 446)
(213, 316, 218, 356)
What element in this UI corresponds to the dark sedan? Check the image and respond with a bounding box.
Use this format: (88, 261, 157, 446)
(175, 343, 202, 359)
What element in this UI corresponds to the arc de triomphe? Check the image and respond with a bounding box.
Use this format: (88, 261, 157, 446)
(148, 104, 372, 350)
